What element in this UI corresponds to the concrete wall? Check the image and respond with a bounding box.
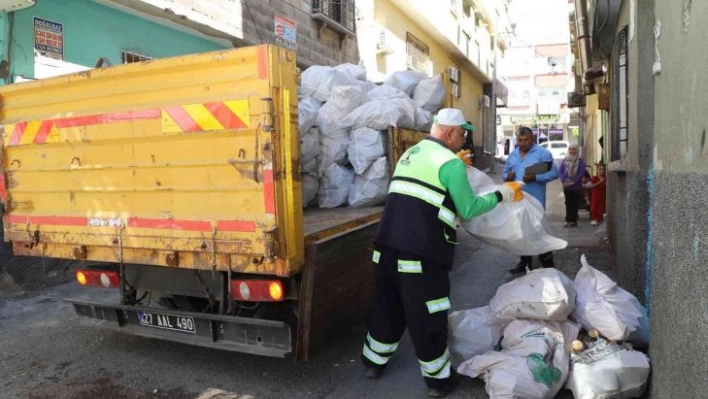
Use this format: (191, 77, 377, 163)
(648, 0, 708, 397)
(239, 0, 358, 67)
(605, 0, 654, 304)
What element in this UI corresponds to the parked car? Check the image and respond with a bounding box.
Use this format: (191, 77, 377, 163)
(540, 140, 570, 159)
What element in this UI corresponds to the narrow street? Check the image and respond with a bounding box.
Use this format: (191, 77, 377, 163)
(0, 176, 614, 399)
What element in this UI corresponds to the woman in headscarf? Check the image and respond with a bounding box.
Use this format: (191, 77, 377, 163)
(559, 144, 585, 227)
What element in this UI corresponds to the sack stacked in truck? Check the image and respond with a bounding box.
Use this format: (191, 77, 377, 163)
(318, 163, 355, 208)
(348, 157, 389, 207)
(461, 167, 568, 255)
(300, 65, 361, 102)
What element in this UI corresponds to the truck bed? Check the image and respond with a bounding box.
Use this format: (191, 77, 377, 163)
(303, 207, 383, 243)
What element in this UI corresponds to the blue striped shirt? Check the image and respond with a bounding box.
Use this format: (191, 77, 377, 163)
(502, 144, 559, 207)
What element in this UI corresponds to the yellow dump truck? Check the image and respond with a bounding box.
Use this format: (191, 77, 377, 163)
(0, 45, 426, 360)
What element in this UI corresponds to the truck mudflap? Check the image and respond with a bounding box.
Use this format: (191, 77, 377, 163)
(66, 299, 292, 358)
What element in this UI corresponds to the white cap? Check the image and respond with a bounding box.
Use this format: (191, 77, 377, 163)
(433, 108, 476, 131)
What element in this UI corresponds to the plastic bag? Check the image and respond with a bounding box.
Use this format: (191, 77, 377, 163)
(340, 98, 416, 131)
(318, 164, 355, 208)
(461, 167, 568, 256)
(413, 74, 445, 112)
(298, 97, 322, 134)
(335, 63, 367, 81)
(572, 255, 649, 342)
(348, 157, 389, 207)
(317, 130, 350, 176)
(300, 66, 360, 102)
(566, 340, 650, 399)
(458, 319, 571, 399)
(348, 127, 385, 174)
(365, 83, 408, 102)
(300, 128, 320, 175)
(384, 70, 428, 97)
(316, 85, 366, 138)
(302, 173, 319, 207)
(448, 306, 502, 367)
(488, 268, 576, 325)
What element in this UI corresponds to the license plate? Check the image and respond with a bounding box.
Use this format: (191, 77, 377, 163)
(137, 311, 196, 334)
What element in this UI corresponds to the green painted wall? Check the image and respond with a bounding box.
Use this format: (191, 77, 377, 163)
(4, 0, 226, 80)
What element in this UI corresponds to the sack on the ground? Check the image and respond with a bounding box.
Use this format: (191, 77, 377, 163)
(458, 319, 571, 399)
(448, 306, 502, 367)
(316, 85, 366, 138)
(348, 157, 389, 207)
(413, 74, 445, 112)
(461, 167, 568, 256)
(298, 97, 322, 134)
(300, 128, 320, 175)
(340, 98, 416, 131)
(384, 70, 428, 96)
(300, 66, 361, 102)
(348, 127, 385, 174)
(572, 255, 649, 342)
(488, 268, 576, 325)
(566, 340, 650, 399)
(318, 164, 355, 208)
(302, 173, 319, 207)
(335, 63, 367, 81)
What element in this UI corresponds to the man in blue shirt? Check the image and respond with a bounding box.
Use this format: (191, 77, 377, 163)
(502, 127, 560, 273)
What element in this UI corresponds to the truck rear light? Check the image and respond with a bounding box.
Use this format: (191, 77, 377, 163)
(231, 280, 284, 302)
(76, 270, 120, 288)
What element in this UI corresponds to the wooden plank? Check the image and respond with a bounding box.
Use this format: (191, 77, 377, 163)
(303, 207, 382, 243)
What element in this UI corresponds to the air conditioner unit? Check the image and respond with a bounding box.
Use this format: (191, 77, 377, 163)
(479, 95, 491, 108)
(0, 0, 34, 12)
(376, 31, 394, 55)
(567, 91, 586, 108)
(447, 65, 460, 83)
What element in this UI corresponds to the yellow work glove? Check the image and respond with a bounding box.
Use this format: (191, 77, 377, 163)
(497, 181, 524, 202)
(456, 149, 473, 166)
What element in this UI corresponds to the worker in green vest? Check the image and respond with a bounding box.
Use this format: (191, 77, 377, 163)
(362, 108, 523, 398)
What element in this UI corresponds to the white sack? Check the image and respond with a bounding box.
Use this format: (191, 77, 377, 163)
(384, 70, 428, 96)
(448, 306, 502, 367)
(300, 128, 320, 175)
(348, 157, 389, 207)
(458, 319, 571, 399)
(488, 268, 576, 325)
(317, 130, 350, 176)
(566, 340, 650, 399)
(302, 173, 319, 207)
(340, 98, 416, 131)
(298, 97, 322, 134)
(461, 167, 568, 256)
(572, 255, 649, 342)
(415, 108, 433, 131)
(316, 85, 366, 138)
(413, 74, 445, 112)
(365, 83, 408, 102)
(318, 164, 355, 208)
(348, 127, 385, 174)
(301, 66, 360, 102)
(335, 63, 367, 81)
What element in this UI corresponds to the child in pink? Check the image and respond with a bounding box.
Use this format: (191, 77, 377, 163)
(589, 164, 607, 225)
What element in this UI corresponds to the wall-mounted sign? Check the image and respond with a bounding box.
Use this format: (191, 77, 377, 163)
(509, 114, 560, 125)
(34, 17, 64, 61)
(274, 14, 297, 50)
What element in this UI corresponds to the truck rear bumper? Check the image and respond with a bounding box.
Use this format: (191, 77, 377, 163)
(66, 299, 292, 358)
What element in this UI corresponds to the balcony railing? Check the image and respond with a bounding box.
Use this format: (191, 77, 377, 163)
(312, 0, 356, 37)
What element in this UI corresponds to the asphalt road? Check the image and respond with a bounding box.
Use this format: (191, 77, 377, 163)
(0, 179, 614, 399)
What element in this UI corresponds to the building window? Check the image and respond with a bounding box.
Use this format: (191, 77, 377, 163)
(406, 32, 429, 74)
(122, 50, 152, 64)
(612, 27, 629, 160)
(311, 0, 356, 34)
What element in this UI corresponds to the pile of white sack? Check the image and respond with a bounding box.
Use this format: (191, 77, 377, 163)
(461, 167, 568, 256)
(298, 64, 445, 208)
(449, 256, 651, 399)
